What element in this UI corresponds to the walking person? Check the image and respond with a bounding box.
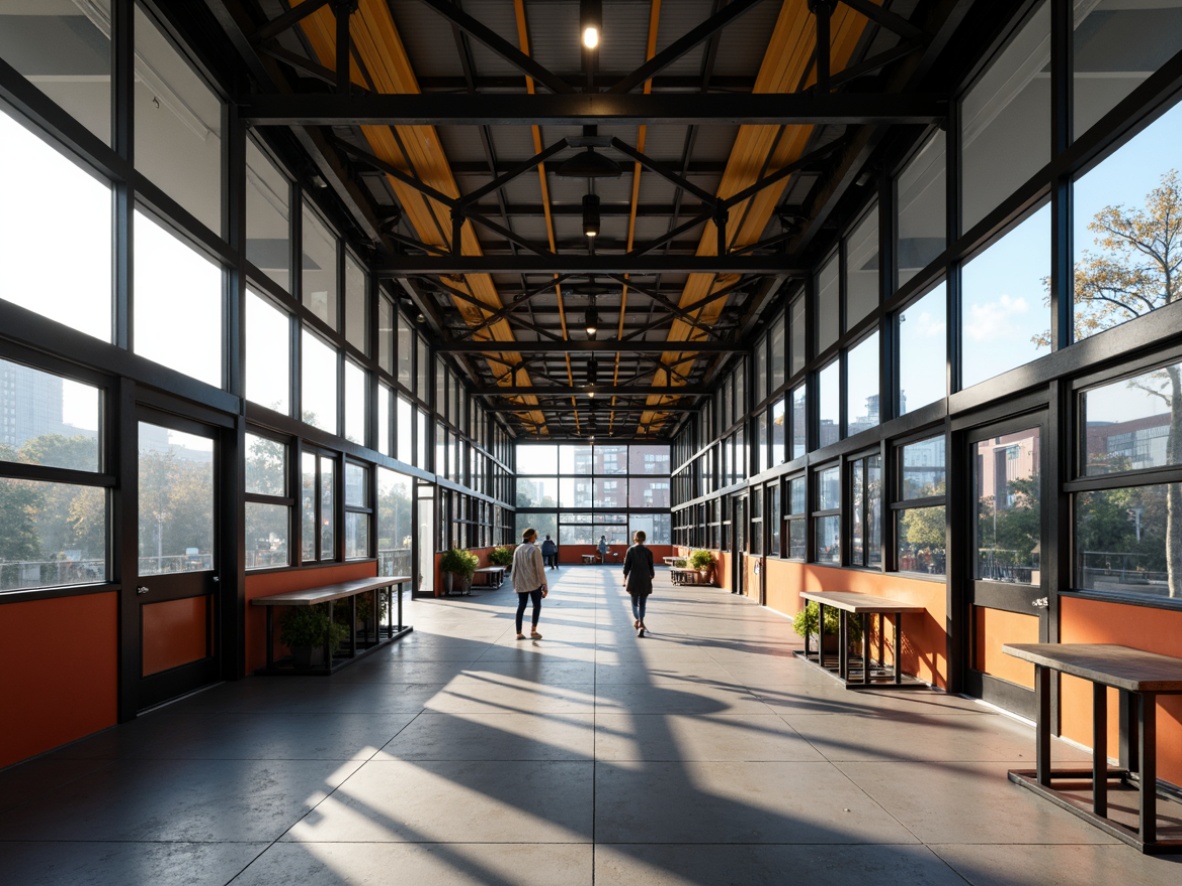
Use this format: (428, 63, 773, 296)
(512, 527, 548, 640)
(541, 533, 558, 570)
(598, 535, 608, 564)
(622, 530, 655, 637)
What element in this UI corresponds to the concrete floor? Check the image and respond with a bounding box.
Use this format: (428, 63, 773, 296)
(3, 566, 1181, 885)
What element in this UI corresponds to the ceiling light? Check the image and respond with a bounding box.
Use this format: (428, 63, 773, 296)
(585, 294, 599, 337)
(587, 357, 599, 386)
(582, 194, 601, 239)
(581, 0, 601, 49)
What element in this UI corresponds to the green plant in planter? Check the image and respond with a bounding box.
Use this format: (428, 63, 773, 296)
(688, 550, 715, 571)
(792, 602, 862, 643)
(440, 547, 479, 592)
(281, 604, 349, 664)
(488, 546, 514, 567)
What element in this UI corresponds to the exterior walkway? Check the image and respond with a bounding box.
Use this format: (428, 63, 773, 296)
(3, 566, 1180, 885)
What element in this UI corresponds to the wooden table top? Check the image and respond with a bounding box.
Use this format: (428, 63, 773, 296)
(799, 590, 927, 614)
(1003, 643, 1182, 693)
(253, 575, 412, 606)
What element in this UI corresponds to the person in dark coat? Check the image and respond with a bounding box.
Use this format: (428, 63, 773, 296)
(622, 530, 655, 636)
(541, 534, 558, 569)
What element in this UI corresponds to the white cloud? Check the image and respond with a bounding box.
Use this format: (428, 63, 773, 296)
(967, 293, 1028, 340)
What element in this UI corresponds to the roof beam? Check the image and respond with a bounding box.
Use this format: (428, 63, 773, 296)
(478, 385, 711, 396)
(239, 93, 945, 126)
(442, 341, 740, 354)
(372, 255, 805, 276)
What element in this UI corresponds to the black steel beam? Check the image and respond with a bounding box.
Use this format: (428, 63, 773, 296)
(239, 93, 945, 126)
(442, 341, 740, 354)
(372, 255, 805, 275)
(478, 385, 711, 396)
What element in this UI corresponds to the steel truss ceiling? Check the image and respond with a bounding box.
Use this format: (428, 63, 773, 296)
(199, 0, 975, 442)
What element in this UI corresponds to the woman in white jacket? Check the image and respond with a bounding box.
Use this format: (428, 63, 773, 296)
(511, 528, 548, 639)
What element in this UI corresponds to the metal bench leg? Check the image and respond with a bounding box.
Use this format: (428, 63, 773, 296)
(1093, 681, 1107, 817)
(1139, 692, 1157, 845)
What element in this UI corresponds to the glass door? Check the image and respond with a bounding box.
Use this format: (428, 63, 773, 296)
(964, 415, 1049, 718)
(134, 413, 220, 709)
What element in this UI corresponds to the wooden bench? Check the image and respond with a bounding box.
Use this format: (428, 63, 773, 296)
(472, 566, 505, 588)
(797, 591, 927, 689)
(663, 556, 687, 568)
(1003, 643, 1182, 854)
(253, 575, 412, 674)
(581, 553, 597, 564)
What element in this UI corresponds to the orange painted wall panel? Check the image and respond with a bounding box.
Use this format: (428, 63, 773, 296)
(1060, 596, 1182, 787)
(756, 560, 949, 688)
(245, 563, 376, 673)
(141, 595, 209, 676)
(0, 593, 118, 769)
(972, 606, 1038, 689)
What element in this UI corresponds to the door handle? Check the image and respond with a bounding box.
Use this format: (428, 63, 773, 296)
(136, 586, 150, 595)
(1031, 597, 1049, 608)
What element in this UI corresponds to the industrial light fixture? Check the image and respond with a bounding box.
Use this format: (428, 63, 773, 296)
(581, 0, 602, 49)
(585, 294, 599, 338)
(582, 193, 601, 238)
(587, 357, 599, 386)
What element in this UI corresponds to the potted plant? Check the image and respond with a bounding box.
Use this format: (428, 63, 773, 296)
(488, 546, 513, 569)
(281, 604, 348, 669)
(440, 547, 479, 594)
(688, 549, 715, 584)
(792, 602, 862, 654)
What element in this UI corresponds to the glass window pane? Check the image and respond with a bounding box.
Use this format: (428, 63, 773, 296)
(788, 477, 806, 514)
(345, 512, 369, 560)
(846, 332, 880, 436)
(1073, 2, 1182, 139)
(519, 444, 559, 474)
(414, 408, 427, 470)
(815, 515, 840, 564)
(245, 433, 286, 496)
(320, 455, 334, 560)
(0, 1, 112, 143)
(397, 314, 413, 389)
(961, 1, 1050, 231)
(301, 451, 315, 561)
(898, 507, 946, 575)
(560, 476, 591, 508)
(768, 483, 781, 556)
(1075, 483, 1177, 598)
(378, 383, 391, 457)
(961, 204, 1050, 389)
(245, 502, 288, 570)
(792, 384, 807, 459)
(771, 398, 786, 466)
(1083, 361, 1182, 475)
(818, 360, 839, 447)
(902, 436, 946, 499)
(0, 359, 100, 471)
(377, 467, 413, 577)
(788, 519, 806, 560)
(134, 211, 222, 388)
(521, 511, 558, 542)
(628, 445, 669, 475)
(629, 513, 671, 545)
(852, 460, 865, 566)
(344, 360, 366, 446)
(818, 465, 840, 512)
(517, 476, 558, 508)
(301, 330, 337, 434)
(770, 312, 786, 392)
(754, 337, 767, 405)
(137, 424, 213, 576)
(134, 3, 222, 234)
(378, 296, 394, 374)
(345, 462, 367, 508)
(397, 396, 413, 463)
(974, 429, 1040, 584)
(245, 290, 290, 414)
(898, 282, 947, 414)
(867, 455, 882, 568)
(559, 444, 594, 474)
(846, 205, 879, 327)
(896, 131, 946, 289)
(628, 477, 669, 508)
(345, 254, 368, 354)
(302, 207, 337, 328)
(815, 254, 839, 354)
(598, 445, 628, 475)
(0, 478, 107, 591)
(790, 295, 806, 376)
(0, 112, 111, 342)
(416, 337, 429, 399)
(1072, 103, 1182, 344)
(245, 140, 290, 291)
(594, 477, 626, 508)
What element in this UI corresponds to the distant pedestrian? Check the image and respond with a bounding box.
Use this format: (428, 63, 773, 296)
(622, 530, 655, 636)
(541, 533, 558, 570)
(512, 527, 548, 640)
(598, 535, 608, 563)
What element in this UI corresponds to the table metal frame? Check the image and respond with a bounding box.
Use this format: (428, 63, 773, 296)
(797, 591, 927, 689)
